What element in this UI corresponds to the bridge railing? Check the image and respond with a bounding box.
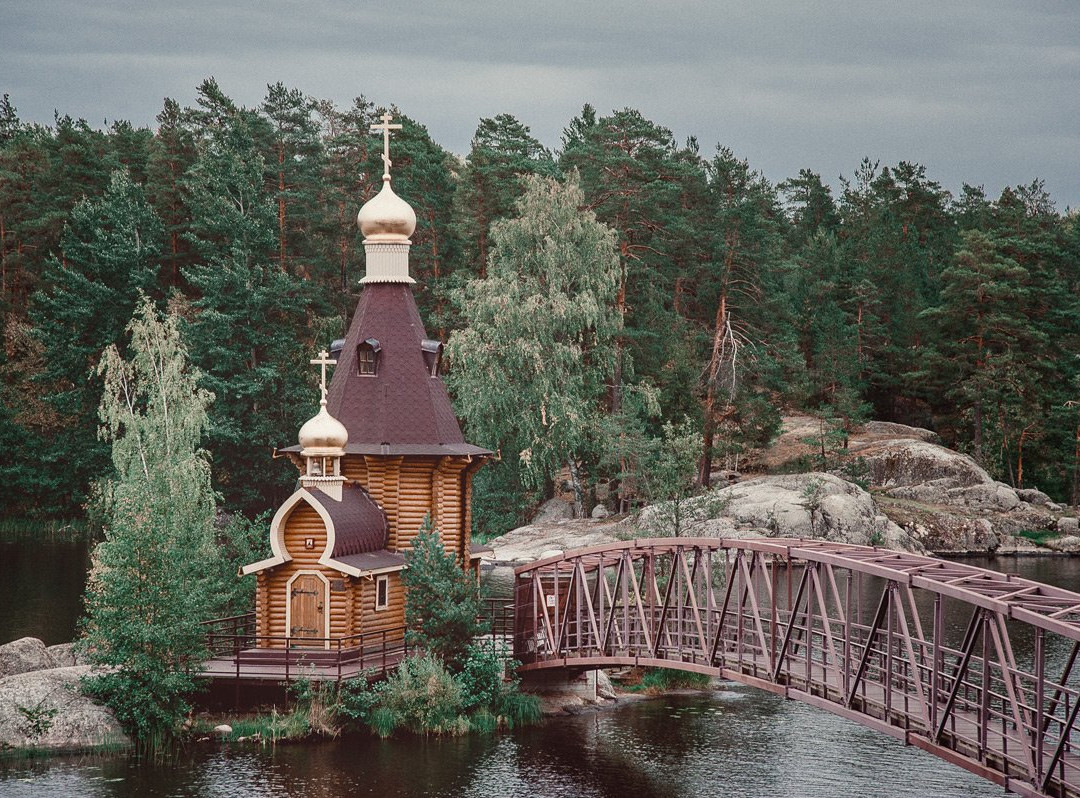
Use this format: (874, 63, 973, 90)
(514, 538, 1080, 798)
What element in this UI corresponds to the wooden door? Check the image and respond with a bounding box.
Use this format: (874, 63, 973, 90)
(289, 574, 325, 645)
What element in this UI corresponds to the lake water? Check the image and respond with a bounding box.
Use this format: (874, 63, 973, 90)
(2, 547, 1079, 797)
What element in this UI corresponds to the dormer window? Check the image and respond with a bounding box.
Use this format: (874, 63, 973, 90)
(357, 338, 381, 376)
(421, 339, 443, 377)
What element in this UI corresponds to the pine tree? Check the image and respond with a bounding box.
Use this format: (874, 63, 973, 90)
(145, 98, 197, 289)
(918, 230, 1050, 478)
(401, 518, 481, 671)
(181, 84, 316, 513)
(30, 170, 165, 512)
(259, 83, 325, 276)
(454, 113, 556, 278)
(696, 148, 790, 483)
(81, 297, 219, 750)
(559, 107, 702, 415)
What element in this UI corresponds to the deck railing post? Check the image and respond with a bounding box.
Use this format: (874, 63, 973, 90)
(1035, 627, 1045, 784)
(286, 636, 290, 684)
(931, 594, 941, 733)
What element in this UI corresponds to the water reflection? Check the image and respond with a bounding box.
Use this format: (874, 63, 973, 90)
(0, 690, 1004, 797)
(4, 551, 1078, 796)
(0, 541, 89, 645)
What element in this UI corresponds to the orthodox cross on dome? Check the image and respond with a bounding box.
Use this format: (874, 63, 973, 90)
(371, 112, 402, 180)
(310, 349, 336, 402)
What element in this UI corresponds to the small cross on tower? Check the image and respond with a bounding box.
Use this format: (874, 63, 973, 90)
(370, 112, 402, 179)
(310, 349, 336, 402)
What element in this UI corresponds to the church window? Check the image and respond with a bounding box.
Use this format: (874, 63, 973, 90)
(421, 339, 443, 377)
(357, 338, 381, 376)
(375, 575, 389, 610)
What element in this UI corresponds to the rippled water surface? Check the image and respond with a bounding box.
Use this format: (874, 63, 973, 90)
(1, 687, 1004, 798)
(3, 550, 1077, 796)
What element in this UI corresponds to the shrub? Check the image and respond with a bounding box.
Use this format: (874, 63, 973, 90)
(371, 653, 468, 737)
(457, 644, 506, 711)
(494, 689, 542, 728)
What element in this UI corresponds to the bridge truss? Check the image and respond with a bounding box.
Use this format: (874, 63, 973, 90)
(513, 538, 1080, 797)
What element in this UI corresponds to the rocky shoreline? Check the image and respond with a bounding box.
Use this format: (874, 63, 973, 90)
(0, 637, 129, 754)
(484, 417, 1080, 564)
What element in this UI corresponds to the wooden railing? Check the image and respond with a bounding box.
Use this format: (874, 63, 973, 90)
(200, 595, 516, 683)
(200, 614, 408, 683)
(478, 596, 516, 656)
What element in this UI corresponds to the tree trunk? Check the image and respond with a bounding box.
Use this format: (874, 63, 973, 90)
(973, 399, 983, 463)
(567, 460, 585, 519)
(278, 142, 286, 271)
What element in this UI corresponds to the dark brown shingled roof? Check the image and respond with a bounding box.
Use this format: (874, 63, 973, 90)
(304, 483, 388, 558)
(325, 284, 488, 452)
(333, 549, 406, 573)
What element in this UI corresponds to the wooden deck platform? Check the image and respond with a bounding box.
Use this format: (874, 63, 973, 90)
(202, 645, 407, 683)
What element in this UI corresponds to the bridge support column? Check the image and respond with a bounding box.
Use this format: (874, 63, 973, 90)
(520, 669, 615, 713)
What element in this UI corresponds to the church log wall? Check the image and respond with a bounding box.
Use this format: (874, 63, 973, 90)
(354, 573, 406, 643)
(257, 503, 354, 645)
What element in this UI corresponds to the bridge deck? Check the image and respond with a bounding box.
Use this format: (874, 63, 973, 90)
(514, 538, 1080, 798)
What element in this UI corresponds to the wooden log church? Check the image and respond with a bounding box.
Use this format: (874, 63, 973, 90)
(240, 115, 490, 651)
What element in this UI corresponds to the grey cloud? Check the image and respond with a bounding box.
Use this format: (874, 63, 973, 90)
(2, 0, 1077, 208)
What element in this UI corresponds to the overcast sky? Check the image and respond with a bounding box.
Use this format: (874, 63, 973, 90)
(4, 0, 1079, 210)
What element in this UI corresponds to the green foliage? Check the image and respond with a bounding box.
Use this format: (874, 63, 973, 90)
(4, 81, 1080, 522)
(28, 169, 165, 512)
(16, 699, 59, 741)
(637, 668, 712, 692)
(447, 172, 621, 513)
(1015, 528, 1059, 546)
(457, 643, 509, 711)
(211, 511, 272, 615)
(401, 519, 482, 670)
(612, 415, 703, 534)
(80, 297, 221, 751)
(365, 653, 469, 737)
(336, 647, 540, 738)
(469, 460, 536, 540)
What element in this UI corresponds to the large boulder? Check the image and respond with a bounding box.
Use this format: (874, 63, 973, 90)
(45, 643, 86, 668)
(0, 666, 129, 751)
(1018, 488, 1055, 507)
(0, 638, 56, 678)
(531, 498, 575, 525)
(488, 519, 623, 564)
(860, 421, 941, 444)
(637, 473, 921, 553)
(851, 438, 992, 491)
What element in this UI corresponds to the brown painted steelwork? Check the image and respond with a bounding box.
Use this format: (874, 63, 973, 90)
(514, 538, 1080, 798)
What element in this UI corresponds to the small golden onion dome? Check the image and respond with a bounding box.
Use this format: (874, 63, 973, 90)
(298, 401, 348, 456)
(357, 176, 417, 240)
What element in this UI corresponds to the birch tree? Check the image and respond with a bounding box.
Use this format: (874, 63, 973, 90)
(81, 296, 219, 750)
(447, 173, 620, 517)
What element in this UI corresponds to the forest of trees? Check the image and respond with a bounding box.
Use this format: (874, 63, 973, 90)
(1, 80, 1078, 535)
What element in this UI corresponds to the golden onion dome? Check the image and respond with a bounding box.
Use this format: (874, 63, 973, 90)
(298, 400, 348, 456)
(357, 176, 416, 240)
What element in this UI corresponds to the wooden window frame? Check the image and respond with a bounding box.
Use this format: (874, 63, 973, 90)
(357, 338, 381, 377)
(375, 574, 389, 611)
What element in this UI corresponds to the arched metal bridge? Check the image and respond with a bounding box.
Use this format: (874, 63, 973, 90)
(512, 538, 1080, 798)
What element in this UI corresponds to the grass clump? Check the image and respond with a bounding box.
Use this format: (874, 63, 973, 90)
(622, 667, 713, 693)
(1016, 528, 1061, 546)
